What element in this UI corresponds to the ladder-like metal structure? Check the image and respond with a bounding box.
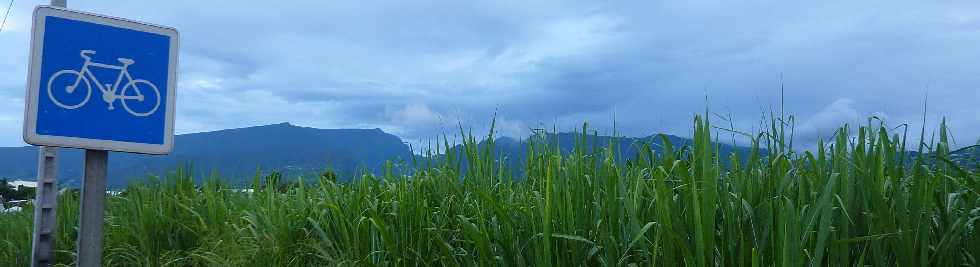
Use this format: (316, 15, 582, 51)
(31, 147, 58, 267)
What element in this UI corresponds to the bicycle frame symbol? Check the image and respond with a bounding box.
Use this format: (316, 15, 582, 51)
(46, 50, 161, 117)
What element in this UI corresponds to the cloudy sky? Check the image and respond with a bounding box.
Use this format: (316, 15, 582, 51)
(2, 0, 979, 149)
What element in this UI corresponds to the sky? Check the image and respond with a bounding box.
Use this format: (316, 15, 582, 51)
(2, 0, 979, 150)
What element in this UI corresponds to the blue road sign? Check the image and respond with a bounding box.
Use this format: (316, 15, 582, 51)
(23, 6, 179, 154)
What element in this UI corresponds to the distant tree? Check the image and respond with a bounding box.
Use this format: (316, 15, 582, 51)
(320, 170, 338, 183)
(16, 185, 36, 200)
(0, 178, 37, 201)
(0, 179, 12, 200)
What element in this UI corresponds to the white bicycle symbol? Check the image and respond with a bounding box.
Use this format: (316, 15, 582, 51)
(47, 50, 161, 117)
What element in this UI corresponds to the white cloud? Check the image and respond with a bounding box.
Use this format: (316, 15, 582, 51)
(796, 98, 862, 141)
(0, 0, 977, 150)
(388, 103, 442, 127)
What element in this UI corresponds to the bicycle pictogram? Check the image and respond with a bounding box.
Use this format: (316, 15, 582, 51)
(46, 49, 161, 117)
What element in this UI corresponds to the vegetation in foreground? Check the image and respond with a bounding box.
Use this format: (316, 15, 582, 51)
(1, 116, 978, 266)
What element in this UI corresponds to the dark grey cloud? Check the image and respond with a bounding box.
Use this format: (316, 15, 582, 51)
(1, 0, 978, 149)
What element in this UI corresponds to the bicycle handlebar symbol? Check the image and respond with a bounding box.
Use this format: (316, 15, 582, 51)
(46, 50, 161, 117)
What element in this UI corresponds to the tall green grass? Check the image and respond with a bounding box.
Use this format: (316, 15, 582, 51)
(0, 116, 977, 266)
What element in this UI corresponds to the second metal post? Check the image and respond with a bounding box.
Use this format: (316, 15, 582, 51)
(77, 149, 107, 267)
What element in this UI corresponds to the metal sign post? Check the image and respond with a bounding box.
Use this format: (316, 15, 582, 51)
(30, 147, 58, 267)
(77, 149, 107, 267)
(30, 3, 66, 267)
(24, 3, 178, 267)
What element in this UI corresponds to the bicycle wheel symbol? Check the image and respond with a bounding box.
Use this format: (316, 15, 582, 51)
(47, 70, 92, 110)
(120, 80, 161, 117)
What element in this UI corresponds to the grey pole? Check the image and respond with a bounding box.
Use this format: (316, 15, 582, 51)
(77, 149, 107, 267)
(30, 147, 59, 267)
(30, 2, 68, 266)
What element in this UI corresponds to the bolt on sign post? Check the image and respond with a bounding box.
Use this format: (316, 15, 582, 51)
(23, 4, 178, 267)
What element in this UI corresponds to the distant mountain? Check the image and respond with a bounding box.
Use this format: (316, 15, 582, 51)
(445, 132, 759, 175)
(0, 123, 774, 188)
(465, 134, 980, 174)
(915, 145, 980, 170)
(949, 146, 979, 169)
(885, 143, 980, 172)
(0, 123, 413, 188)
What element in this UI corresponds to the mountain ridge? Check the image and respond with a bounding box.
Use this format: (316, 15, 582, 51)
(0, 122, 413, 188)
(10, 122, 965, 188)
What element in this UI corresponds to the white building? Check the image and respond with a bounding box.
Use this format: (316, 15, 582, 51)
(9, 180, 38, 189)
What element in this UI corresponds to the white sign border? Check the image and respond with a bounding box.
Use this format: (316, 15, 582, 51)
(23, 6, 179, 155)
